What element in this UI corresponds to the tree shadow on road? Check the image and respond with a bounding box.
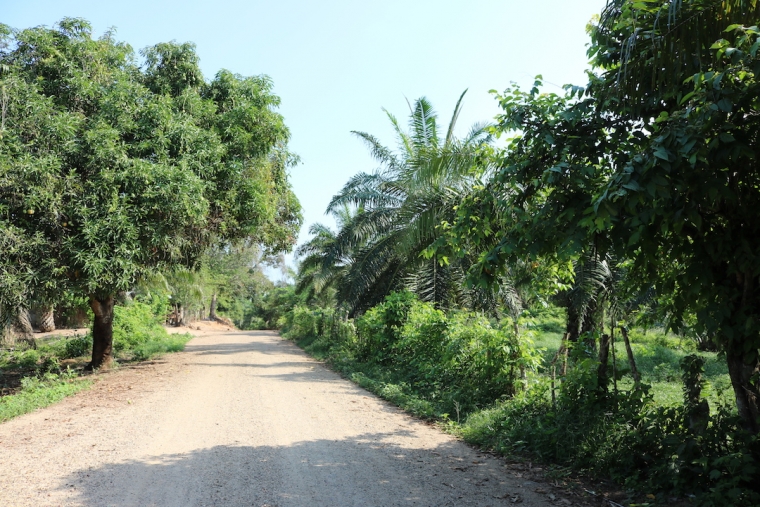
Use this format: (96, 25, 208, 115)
(185, 333, 302, 357)
(59, 431, 526, 507)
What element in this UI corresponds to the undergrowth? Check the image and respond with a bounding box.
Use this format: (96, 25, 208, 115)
(283, 292, 760, 507)
(0, 370, 92, 423)
(0, 294, 191, 422)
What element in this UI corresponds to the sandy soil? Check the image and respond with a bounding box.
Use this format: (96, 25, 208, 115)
(0, 328, 580, 507)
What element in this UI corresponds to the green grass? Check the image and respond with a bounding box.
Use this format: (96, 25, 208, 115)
(0, 371, 92, 423)
(288, 304, 755, 506)
(0, 299, 194, 424)
(530, 324, 733, 408)
(128, 333, 192, 361)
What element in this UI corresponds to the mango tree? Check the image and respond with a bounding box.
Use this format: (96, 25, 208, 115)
(0, 19, 301, 368)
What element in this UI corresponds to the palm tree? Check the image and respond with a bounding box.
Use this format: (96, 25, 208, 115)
(295, 205, 356, 308)
(304, 92, 493, 315)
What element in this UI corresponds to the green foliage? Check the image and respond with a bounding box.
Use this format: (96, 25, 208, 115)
(130, 334, 190, 362)
(62, 335, 93, 359)
(525, 306, 565, 334)
(0, 370, 91, 423)
(257, 285, 301, 327)
(112, 299, 168, 352)
(52, 292, 92, 329)
(15, 349, 41, 369)
(0, 297, 189, 422)
(37, 355, 61, 375)
(295, 94, 495, 316)
(435, 4, 760, 432)
(289, 291, 538, 418)
(287, 288, 756, 505)
(461, 368, 760, 506)
(110, 298, 191, 360)
(283, 305, 320, 340)
(0, 18, 301, 360)
(355, 290, 417, 363)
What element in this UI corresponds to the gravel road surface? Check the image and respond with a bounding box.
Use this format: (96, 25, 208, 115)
(0, 328, 561, 506)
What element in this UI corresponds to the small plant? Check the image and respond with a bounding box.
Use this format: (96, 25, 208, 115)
(16, 349, 41, 369)
(37, 355, 61, 375)
(63, 335, 93, 359)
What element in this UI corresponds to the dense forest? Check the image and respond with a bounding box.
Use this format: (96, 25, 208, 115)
(2, 1, 760, 505)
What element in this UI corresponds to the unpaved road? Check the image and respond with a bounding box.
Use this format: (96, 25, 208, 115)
(0, 329, 564, 506)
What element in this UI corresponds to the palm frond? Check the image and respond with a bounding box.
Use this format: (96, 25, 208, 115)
(445, 89, 468, 147)
(350, 131, 402, 171)
(409, 97, 439, 151)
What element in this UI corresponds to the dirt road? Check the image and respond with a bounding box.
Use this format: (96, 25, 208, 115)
(0, 328, 561, 506)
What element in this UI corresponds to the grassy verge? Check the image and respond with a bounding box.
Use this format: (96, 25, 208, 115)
(0, 371, 92, 423)
(0, 298, 193, 423)
(288, 303, 758, 507)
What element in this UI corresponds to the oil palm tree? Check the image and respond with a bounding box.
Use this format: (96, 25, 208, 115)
(295, 205, 356, 307)
(306, 92, 493, 315)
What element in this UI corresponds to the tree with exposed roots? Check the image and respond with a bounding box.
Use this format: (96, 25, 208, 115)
(0, 19, 301, 369)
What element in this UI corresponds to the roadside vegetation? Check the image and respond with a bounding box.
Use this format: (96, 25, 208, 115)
(2, 2, 760, 506)
(279, 2, 760, 504)
(0, 295, 192, 421)
(0, 18, 300, 418)
(282, 294, 753, 506)
(0, 18, 301, 370)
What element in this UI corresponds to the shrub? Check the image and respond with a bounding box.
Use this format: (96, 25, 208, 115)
(442, 313, 536, 412)
(63, 335, 93, 359)
(112, 300, 170, 352)
(284, 306, 319, 339)
(355, 291, 417, 364)
(16, 349, 40, 369)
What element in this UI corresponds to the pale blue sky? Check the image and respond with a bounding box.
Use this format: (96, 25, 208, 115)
(3, 0, 607, 275)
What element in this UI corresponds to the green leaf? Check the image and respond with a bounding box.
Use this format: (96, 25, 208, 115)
(679, 91, 695, 105)
(653, 147, 670, 160)
(717, 98, 733, 112)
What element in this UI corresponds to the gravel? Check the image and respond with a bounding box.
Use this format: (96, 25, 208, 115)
(0, 328, 558, 506)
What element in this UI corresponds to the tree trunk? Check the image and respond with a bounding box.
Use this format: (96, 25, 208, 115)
(620, 326, 641, 384)
(179, 305, 190, 326)
(610, 321, 618, 395)
(726, 347, 760, 434)
(88, 295, 115, 370)
(13, 307, 36, 349)
(209, 293, 218, 320)
(566, 304, 580, 342)
(580, 298, 598, 351)
(38, 305, 55, 333)
(173, 304, 184, 327)
(725, 270, 760, 433)
(598, 333, 611, 390)
(14, 307, 34, 335)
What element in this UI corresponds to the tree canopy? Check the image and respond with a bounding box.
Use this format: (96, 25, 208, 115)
(434, 2, 760, 432)
(0, 18, 301, 367)
(295, 93, 496, 316)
